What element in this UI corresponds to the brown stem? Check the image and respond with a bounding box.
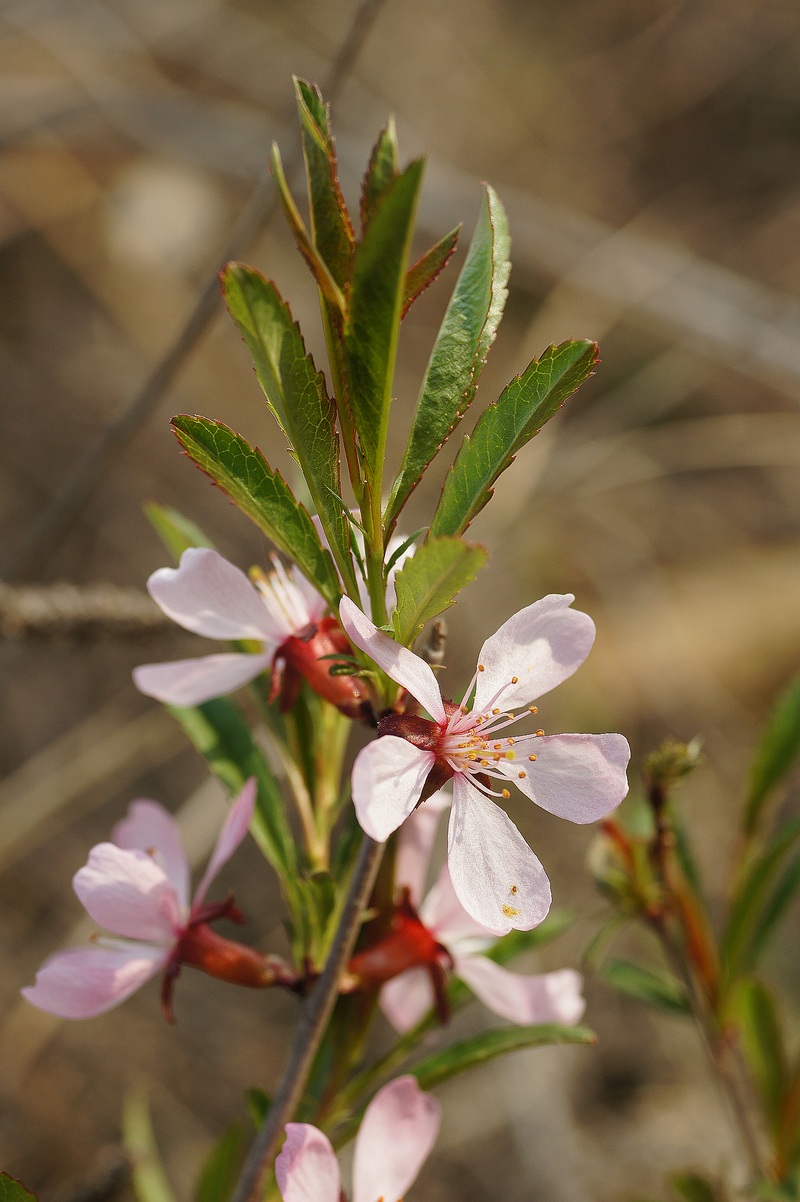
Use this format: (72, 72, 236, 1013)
(228, 835, 383, 1202)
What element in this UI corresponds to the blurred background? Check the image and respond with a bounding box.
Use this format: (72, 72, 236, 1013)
(2, 0, 800, 1197)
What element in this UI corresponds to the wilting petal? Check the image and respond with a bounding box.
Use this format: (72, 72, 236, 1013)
(192, 778, 256, 908)
(448, 777, 551, 935)
(473, 595, 595, 714)
(275, 1123, 341, 1202)
(395, 789, 451, 906)
(454, 956, 585, 1026)
(339, 597, 446, 723)
(352, 738, 435, 843)
(74, 844, 182, 942)
(420, 863, 493, 947)
(352, 1076, 441, 1202)
(504, 733, 630, 823)
(113, 800, 190, 914)
(147, 548, 280, 642)
(21, 943, 167, 1019)
(133, 651, 273, 706)
(380, 968, 437, 1033)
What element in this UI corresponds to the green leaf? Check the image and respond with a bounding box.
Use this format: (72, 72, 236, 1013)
(744, 673, 800, 837)
(430, 339, 598, 538)
(402, 226, 461, 317)
(270, 143, 345, 311)
(344, 159, 425, 481)
(750, 853, 800, 965)
(294, 79, 354, 287)
(386, 185, 509, 528)
(360, 118, 399, 230)
(171, 416, 341, 609)
(391, 536, 486, 647)
(220, 265, 355, 593)
(123, 1093, 178, 1202)
(734, 977, 787, 1129)
(671, 1173, 721, 1202)
(144, 502, 215, 563)
(246, 1088, 271, 1130)
(194, 1123, 247, 1202)
(597, 959, 691, 1015)
(411, 1023, 595, 1091)
(721, 815, 800, 988)
(0, 1177, 38, 1202)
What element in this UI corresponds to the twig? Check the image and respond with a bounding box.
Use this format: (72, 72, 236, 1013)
(0, 582, 167, 640)
(0, 0, 389, 584)
(229, 834, 382, 1202)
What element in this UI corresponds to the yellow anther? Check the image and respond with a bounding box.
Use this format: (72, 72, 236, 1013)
(536, 729, 545, 737)
(518, 770, 526, 778)
(529, 705, 538, 714)
(511, 675, 518, 684)
(492, 707, 500, 715)
(478, 664, 485, 672)
(528, 754, 537, 761)
(502, 789, 510, 799)
(493, 743, 503, 750)
(468, 753, 477, 761)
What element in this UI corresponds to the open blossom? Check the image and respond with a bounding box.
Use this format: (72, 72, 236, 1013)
(357, 795, 586, 1031)
(275, 1076, 440, 1202)
(21, 780, 286, 1021)
(133, 547, 366, 717)
(339, 594, 630, 935)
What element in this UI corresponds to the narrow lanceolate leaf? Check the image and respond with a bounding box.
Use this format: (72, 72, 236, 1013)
(386, 185, 510, 529)
(143, 501, 215, 563)
(430, 340, 598, 538)
(168, 699, 299, 879)
(194, 1123, 247, 1202)
(597, 959, 691, 1015)
(360, 118, 399, 230)
(744, 672, 800, 837)
(171, 416, 341, 609)
(0, 1177, 38, 1202)
(294, 79, 354, 287)
(410, 1024, 595, 1091)
(734, 977, 787, 1130)
(750, 853, 800, 965)
(344, 160, 425, 480)
(123, 1093, 178, 1202)
(402, 226, 461, 317)
(270, 143, 345, 311)
(391, 536, 486, 647)
(220, 265, 355, 593)
(721, 815, 800, 988)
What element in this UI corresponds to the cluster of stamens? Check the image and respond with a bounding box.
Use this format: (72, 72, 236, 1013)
(252, 554, 316, 634)
(437, 664, 545, 800)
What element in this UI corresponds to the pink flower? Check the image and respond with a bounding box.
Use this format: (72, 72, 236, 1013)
(380, 795, 586, 1031)
(275, 1076, 440, 1202)
(339, 594, 630, 935)
(21, 780, 273, 1021)
(133, 548, 366, 717)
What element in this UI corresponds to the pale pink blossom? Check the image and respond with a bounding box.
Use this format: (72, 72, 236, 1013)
(381, 796, 585, 1031)
(134, 548, 365, 716)
(275, 1076, 440, 1202)
(22, 780, 260, 1020)
(340, 594, 630, 935)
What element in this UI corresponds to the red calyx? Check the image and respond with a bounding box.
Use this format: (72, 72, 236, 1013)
(346, 888, 453, 1023)
(159, 895, 300, 1023)
(272, 617, 369, 720)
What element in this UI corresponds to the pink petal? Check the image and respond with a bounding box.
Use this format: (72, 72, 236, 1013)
(395, 789, 450, 906)
(420, 863, 493, 946)
(339, 597, 446, 723)
(352, 738, 435, 843)
(133, 651, 273, 706)
(74, 843, 182, 942)
(113, 800, 190, 913)
(473, 594, 595, 714)
(380, 968, 436, 1033)
(454, 956, 586, 1026)
(192, 778, 256, 908)
(147, 548, 280, 641)
(21, 943, 167, 1019)
(275, 1124, 341, 1202)
(353, 1076, 441, 1202)
(447, 777, 551, 935)
(503, 733, 630, 823)
(288, 565, 329, 626)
